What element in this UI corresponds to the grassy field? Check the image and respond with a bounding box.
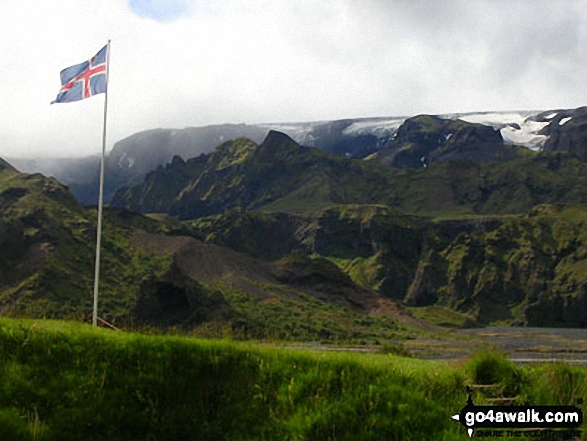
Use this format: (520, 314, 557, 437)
(1, 318, 586, 440)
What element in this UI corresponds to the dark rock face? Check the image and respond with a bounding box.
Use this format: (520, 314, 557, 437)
(134, 264, 228, 328)
(542, 107, 587, 159)
(273, 254, 355, 289)
(377, 115, 510, 168)
(309, 206, 423, 300)
(76, 125, 270, 205)
(526, 285, 587, 327)
(0, 158, 17, 173)
(297, 119, 393, 158)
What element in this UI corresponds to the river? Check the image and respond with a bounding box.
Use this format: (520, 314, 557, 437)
(407, 327, 587, 364)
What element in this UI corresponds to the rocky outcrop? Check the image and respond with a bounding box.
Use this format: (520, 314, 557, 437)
(526, 288, 587, 327)
(542, 107, 587, 159)
(376, 115, 514, 168)
(134, 262, 228, 328)
(403, 205, 587, 325)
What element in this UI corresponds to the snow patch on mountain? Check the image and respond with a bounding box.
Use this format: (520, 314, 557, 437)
(442, 111, 550, 150)
(264, 111, 557, 152)
(342, 118, 406, 136)
(559, 117, 572, 126)
(118, 151, 137, 169)
(259, 121, 324, 145)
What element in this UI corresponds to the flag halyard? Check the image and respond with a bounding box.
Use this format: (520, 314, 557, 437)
(51, 45, 108, 104)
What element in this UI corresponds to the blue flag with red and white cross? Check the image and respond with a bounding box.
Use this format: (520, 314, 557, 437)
(51, 45, 108, 104)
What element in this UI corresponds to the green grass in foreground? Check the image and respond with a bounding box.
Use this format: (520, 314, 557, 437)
(1, 319, 587, 440)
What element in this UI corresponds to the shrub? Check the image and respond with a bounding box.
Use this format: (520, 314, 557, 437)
(466, 348, 518, 385)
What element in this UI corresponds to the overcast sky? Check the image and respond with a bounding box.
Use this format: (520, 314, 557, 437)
(2, 0, 587, 158)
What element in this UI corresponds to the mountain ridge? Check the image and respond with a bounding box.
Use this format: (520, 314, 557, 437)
(7, 150, 587, 329)
(10, 107, 586, 206)
(111, 129, 587, 220)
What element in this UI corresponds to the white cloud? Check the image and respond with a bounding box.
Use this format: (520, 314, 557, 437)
(1, 0, 587, 158)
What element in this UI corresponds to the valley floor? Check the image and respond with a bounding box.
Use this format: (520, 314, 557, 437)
(410, 326, 587, 364)
(267, 326, 587, 364)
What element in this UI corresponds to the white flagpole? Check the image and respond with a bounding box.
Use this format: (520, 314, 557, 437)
(92, 39, 111, 327)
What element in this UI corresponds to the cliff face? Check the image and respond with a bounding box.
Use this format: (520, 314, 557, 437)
(186, 204, 424, 301)
(542, 107, 587, 160)
(184, 204, 587, 327)
(402, 205, 587, 325)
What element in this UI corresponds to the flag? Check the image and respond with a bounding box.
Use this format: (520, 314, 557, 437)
(51, 45, 108, 104)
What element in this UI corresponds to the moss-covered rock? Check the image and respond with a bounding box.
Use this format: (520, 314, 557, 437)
(375, 115, 515, 168)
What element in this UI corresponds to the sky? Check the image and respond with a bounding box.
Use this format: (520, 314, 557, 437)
(1, 0, 587, 158)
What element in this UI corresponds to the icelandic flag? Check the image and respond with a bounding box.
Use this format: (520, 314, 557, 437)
(51, 45, 108, 104)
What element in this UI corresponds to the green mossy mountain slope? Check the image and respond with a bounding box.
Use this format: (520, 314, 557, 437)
(112, 131, 404, 218)
(404, 205, 587, 325)
(0, 165, 170, 322)
(180, 204, 587, 326)
(185, 205, 423, 301)
(112, 131, 587, 220)
(7, 126, 587, 330)
(0, 163, 421, 340)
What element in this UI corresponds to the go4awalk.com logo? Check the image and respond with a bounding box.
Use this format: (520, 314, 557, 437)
(451, 387, 583, 438)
